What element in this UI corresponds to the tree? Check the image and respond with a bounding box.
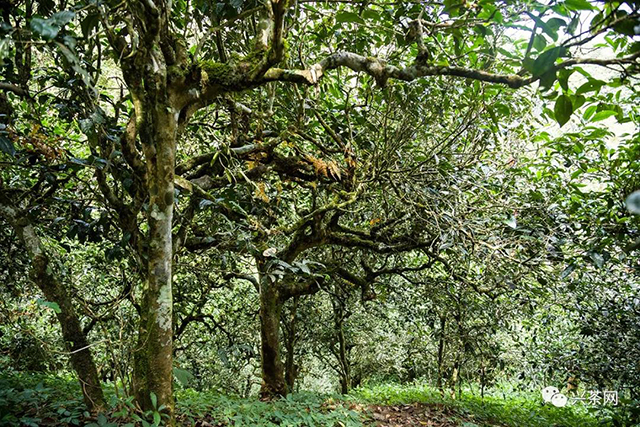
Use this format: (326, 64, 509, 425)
(0, 192, 106, 411)
(1, 0, 639, 423)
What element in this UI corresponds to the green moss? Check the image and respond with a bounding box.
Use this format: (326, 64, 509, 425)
(282, 38, 291, 62)
(167, 64, 189, 80)
(243, 47, 269, 65)
(199, 60, 239, 87)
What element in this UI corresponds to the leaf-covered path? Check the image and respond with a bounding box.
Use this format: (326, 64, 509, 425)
(364, 403, 469, 426)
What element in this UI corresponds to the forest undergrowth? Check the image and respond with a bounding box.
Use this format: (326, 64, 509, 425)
(2, 371, 634, 427)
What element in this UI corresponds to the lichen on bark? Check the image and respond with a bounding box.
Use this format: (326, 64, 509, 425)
(156, 283, 172, 332)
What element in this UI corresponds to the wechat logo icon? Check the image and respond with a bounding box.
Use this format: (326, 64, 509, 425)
(542, 386, 568, 407)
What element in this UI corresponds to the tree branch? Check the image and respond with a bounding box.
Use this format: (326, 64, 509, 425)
(263, 50, 640, 89)
(0, 82, 31, 98)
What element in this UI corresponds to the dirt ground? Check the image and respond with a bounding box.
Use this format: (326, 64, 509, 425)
(362, 402, 483, 427)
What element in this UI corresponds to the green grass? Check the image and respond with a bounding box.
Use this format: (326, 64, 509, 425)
(1, 372, 637, 426)
(348, 382, 633, 427)
(0, 372, 361, 427)
(177, 390, 361, 426)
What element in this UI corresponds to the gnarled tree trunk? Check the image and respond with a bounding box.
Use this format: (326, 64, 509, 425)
(259, 277, 287, 398)
(0, 201, 105, 412)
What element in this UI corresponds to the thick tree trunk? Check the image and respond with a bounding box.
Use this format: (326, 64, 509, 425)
(0, 203, 105, 411)
(136, 103, 178, 416)
(284, 297, 299, 391)
(259, 280, 287, 398)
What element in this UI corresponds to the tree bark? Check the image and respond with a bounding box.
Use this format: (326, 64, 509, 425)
(284, 296, 299, 392)
(132, 288, 151, 408)
(0, 201, 105, 412)
(436, 315, 446, 393)
(336, 319, 351, 395)
(259, 278, 287, 398)
(332, 293, 352, 395)
(134, 100, 178, 416)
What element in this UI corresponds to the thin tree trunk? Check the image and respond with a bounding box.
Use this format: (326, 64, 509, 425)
(259, 279, 287, 398)
(450, 308, 463, 399)
(450, 363, 459, 399)
(132, 290, 150, 408)
(436, 315, 446, 393)
(334, 300, 351, 395)
(337, 320, 351, 394)
(0, 201, 105, 411)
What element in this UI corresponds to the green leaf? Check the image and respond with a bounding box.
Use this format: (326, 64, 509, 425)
(504, 215, 517, 229)
(612, 11, 638, 36)
(626, 190, 640, 214)
(539, 69, 557, 90)
(546, 18, 567, 31)
(532, 34, 547, 52)
(529, 15, 559, 41)
(81, 13, 100, 38)
(0, 135, 15, 156)
(576, 79, 605, 95)
(554, 94, 573, 127)
(50, 10, 75, 27)
(298, 262, 311, 274)
(149, 392, 157, 409)
(589, 251, 605, 268)
(0, 37, 11, 62)
(54, 41, 95, 93)
(560, 263, 575, 279)
(96, 413, 108, 426)
(152, 412, 161, 426)
(558, 68, 573, 90)
(30, 18, 59, 40)
(564, 0, 595, 11)
(173, 367, 194, 387)
(582, 105, 597, 121)
(36, 298, 61, 314)
(335, 12, 364, 24)
(567, 14, 580, 34)
(572, 94, 586, 110)
(591, 110, 616, 122)
(361, 9, 379, 20)
(529, 47, 564, 77)
(478, 4, 503, 23)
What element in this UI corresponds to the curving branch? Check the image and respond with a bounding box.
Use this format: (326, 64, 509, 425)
(0, 82, 31, 98)
(250, 0, 290, 80)
(263, 50, 640, 89)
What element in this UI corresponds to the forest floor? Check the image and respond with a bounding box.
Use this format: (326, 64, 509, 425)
(359, 402, 473, 426)
(187, 402, 485, 427)
(0, 372, 616, 427)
